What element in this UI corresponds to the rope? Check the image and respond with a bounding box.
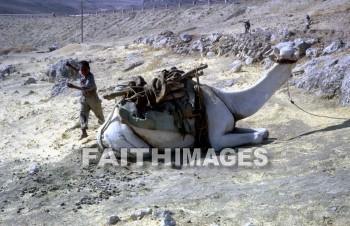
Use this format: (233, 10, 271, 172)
(194, 69, 209, 147)
(286, 82, 348, 120)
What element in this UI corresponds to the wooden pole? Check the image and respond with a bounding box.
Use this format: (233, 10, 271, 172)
(81, 0, 83, 43)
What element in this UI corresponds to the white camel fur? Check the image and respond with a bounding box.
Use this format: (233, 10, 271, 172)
(97, 45, 299, 153)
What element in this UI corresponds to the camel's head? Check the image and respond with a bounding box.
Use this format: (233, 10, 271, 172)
(269, 42, 300, 64)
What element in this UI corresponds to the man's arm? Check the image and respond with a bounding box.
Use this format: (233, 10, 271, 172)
(66, 61, 79, 73)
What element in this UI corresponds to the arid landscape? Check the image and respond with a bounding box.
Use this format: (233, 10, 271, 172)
(0, 0, 350, 225)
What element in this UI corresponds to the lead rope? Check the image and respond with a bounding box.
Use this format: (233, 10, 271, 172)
(286, 81, 348, 120)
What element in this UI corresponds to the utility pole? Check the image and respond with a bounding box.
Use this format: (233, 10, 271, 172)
(81, 0, 84, 43)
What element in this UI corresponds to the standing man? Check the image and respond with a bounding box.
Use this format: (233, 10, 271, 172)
(305, 15, 311, 29)
(244, 20, 251, 33)
(66, 61, 105, 140)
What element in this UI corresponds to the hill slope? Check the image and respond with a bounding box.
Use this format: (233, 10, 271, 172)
(0, 0, 141, 14)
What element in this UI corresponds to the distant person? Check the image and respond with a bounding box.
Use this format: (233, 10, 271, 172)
(66, 61, 105, 140)
(305, 15, 311, 29)
(244, 20, 251, 33)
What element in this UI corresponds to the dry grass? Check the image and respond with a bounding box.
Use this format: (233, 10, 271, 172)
(0, 45, 37, 55)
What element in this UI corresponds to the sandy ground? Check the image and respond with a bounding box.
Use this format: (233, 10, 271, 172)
(0, 0, 350, 225)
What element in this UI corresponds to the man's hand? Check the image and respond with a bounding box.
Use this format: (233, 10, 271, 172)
(67, 82, 75, 88)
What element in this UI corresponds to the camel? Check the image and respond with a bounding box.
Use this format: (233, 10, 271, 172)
(97, 45, 299, 155)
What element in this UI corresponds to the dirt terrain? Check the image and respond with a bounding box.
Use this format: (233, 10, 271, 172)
(0, 0, 350, 225)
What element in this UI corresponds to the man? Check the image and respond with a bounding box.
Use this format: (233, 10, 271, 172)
(66, 61, 105, 140)
(244, 20, 251, 33)
(305, 15, 311, 29)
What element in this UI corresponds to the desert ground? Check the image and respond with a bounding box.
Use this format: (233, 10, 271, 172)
(0, 0, 350, 225)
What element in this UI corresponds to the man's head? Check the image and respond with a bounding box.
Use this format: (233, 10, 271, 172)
(80, 61, 90, 76)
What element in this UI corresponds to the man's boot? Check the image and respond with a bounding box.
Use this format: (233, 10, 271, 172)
(80, 129, 88, 140)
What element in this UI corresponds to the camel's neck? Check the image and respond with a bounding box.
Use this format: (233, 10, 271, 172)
(211, 63, 295, 120)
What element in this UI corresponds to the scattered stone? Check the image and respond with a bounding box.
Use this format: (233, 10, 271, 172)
(130, 208, 152, 220)
(206, 51, 215, 57)
(245, 57, 254, 65)
(159, 30, 174, 37)
(305, 48, 321, 58)
(21, 73, 31, 77)
(225, 79, 234, 87)
(123, 61, 144, 72)
(231, 60, 243, 72)
(106, 215, 120, 225)
(160, 214, 176, 226)
(24, 78, 37, 85)
(49, 44, 60, 52)
(28, 163, 41, 173)
(179, 33, 192, 43)
(262, 58, 274, 69)
(153, 209, 171, 219)
(51, 78, 68, 97)
(208, 33, 222, 43)
(0, 65, 16, 75)
(323, 40, 343, 55)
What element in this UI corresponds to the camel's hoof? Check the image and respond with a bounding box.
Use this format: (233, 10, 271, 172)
(253, 128, 269, 140)
(252, 132, 264, 144)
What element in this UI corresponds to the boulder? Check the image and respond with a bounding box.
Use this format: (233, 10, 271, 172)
(45, 59, 79, 82)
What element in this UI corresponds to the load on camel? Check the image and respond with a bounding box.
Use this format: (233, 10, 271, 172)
(97, 43, 300, 157)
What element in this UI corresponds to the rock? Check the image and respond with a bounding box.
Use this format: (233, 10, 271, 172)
(295, 55, 350, 106)
(24, 78, 37, 85)
(49, 44, 60, 52)
(305, 48, 321, 58)
(293, 38, 316, 57)
(130, 208, 152, 220)
(123, 61, 144, 72)
(0, 65, 16, 75)
(191, 40, 205, 52)
(226, 79, 234, 87)
(262, 58, 274, 69)
(206, 51, 216, 57)
(159, 30, 175, 37)
(208, 33, 222, 43)
(51, 78, 68, 97)
(179, 33, 192, 43)
(323, 40, 343, 55)
(106, 215, 120, 225)
(231, 60, 243, 72)
(21, 73, 31, 77)
(160, 214, 176, 226)
(153, 209, 171, 219)
(29, 163, 41, 173)
(153, 38, 169, 48)
(245, 57, 254, 65)
(45, 59, 80, 82)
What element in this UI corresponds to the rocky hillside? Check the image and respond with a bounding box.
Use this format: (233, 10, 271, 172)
(0, 0, 141, 14)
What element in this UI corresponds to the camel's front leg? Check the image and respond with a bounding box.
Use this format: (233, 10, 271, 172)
(233, 127, 269, 140)
(202, 86, 265, 151)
